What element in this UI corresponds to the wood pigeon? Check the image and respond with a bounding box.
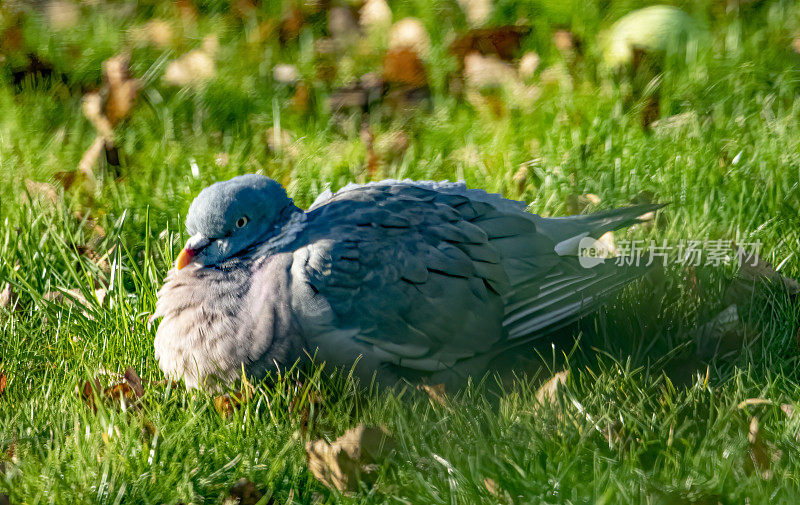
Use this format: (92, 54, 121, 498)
(154, 174, 661, 389)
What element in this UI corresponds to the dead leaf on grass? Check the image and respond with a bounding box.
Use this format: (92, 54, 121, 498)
(747, 416, 773, 480)
(23, 179, 60, 207)
(417, 383, 447, 406)
(449, 25, 530, 68)
(0, 283, 16, 311)
(389, 18, 430, 58)
(535, 370, 569, 407)
(306, 424, 396, 493)
(79, 367, 146, 412)
(224, 477, 271, 505)
(0, 372, 6, 397)
(738, 398, 773, 409)
(383, 47, 428, 87)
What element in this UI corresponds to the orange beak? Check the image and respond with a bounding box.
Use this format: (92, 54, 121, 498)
(175, 247, 195, 270)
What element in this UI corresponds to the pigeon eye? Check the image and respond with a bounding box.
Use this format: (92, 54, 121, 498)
(235, 216, 248, 228)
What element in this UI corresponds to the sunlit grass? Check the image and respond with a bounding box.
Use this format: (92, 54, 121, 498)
(1, 0, 800, 503)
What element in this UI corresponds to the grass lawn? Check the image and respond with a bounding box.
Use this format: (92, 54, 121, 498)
(2, 0, 800, 503)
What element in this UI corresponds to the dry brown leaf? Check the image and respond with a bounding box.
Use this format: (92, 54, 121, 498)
(306, 424, 396, 493)
(280, 7, 306, 44)
(291, 82, 311, 113)
(457, 0, 492, 26)
(373, 131, 409, 163)
(102, 54, 140, 127)
(288, 388, 324, 437)
(418, 383, 447, 406)
(389, 18, 430, 57)
(738, 398, 773, 409)
(77, 136, 106, 177)
(483, 477, 499, 496)
(79, 372, 145, 412)
(82, 94, 114, 141)
(463, 52, 518, 89)
(518, 51, 540, 79)
(124, 367, 145, 399)
(449, 25, 530, 67)
(24, 179, 60, 207)
(0, 283, 16, 311)
(44, 288, 107, 319)
(225, 478, 269, 505)
(46, 0, 79, 30)
(383, 48, 428, 87)
(748, 416, 772, 479)
(0, 372, 6, 397)
(535, 370, 569, 407)
(360, 0, 392, 29)
(130, 19, 174, 48)
(163, 49, 216, 87)
(273, 63, 299, 84)
(214, 389, 250, 417)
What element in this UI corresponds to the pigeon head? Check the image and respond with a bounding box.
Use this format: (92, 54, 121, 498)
(176, 174, 298, 269)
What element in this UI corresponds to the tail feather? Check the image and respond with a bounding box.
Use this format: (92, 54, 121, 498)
(496, 202, 666, 348)
(532, 203, 665, 256)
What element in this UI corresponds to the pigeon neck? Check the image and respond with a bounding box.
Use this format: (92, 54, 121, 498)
(254, 202, 306, 254)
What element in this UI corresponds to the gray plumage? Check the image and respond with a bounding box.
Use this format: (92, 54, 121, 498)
(154, 175, 661, 389)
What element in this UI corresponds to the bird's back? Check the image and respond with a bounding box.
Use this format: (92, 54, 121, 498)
(286, 181, 656, 386)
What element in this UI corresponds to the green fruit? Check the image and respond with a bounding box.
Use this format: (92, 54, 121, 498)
(602, 5, 699, 67)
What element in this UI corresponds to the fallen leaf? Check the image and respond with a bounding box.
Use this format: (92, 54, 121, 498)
(383, 48, 428, 87)
(328, 7, 359, 45)
(463, 52, 518, 89)
(79, 378, 103, 412)
(389, 18, 430, 57)
(291, 82, 311, 113)
(24, 179, 60, 207)
(0, 372, 6, 397)
(738, 398, 773, 409)
(102, 54, 140, 127)
(214, 392, 244, 417)
(457, 0, 492, 26)
(279, 7, 306, 44)
(535, 370, 569, 407)
(77, 137, 106, 177)
(124, 367, 145, 398)
(360, 0, 392, 30)
(225, 478, 270, 505)
(483, 477, 499, 496)
(449, 25, 530, 67)
(44, 288, 107, 318)
(79, 373, 144, 412)
(306, 424, 396, 493)
(163, 48, 216, 87)
(46, 0, 79, 30)
(747, 416, 772, 479)
(518, 51, 540, 79)
(273, 63, 299, 85)
(0, 283, 16, 311)
(130, 19, 174, 48)
(417, 383, 447, 406)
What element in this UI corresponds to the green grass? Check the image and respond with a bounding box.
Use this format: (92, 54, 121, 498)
(2, 0, 800, 503)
